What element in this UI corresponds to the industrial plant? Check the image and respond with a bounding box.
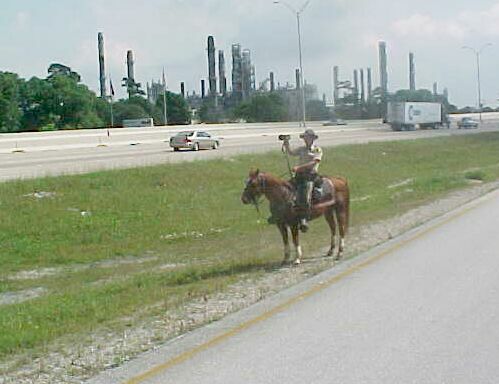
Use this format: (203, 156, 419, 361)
(96, 33, 451, 125)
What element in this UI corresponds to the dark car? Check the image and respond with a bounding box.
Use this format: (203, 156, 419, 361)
(457, 117, 479, 129)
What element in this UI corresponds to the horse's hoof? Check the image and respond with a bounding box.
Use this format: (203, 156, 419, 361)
(293, 259, 301, 266)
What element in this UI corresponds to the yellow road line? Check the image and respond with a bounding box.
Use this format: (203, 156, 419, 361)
(124, 190, 496, 384)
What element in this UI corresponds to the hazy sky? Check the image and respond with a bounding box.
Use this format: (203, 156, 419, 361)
(1, 0, 499, 107)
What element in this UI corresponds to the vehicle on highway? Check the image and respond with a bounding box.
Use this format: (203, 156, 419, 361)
(457, 117, 479, 129)
(323, 118, 347, 126)
(387, 102, 443, 131)
(169, 130, 220, 151)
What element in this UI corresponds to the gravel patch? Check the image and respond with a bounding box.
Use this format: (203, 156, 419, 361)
(1, 181, 498, 384)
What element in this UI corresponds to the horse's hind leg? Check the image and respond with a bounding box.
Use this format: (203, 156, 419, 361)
(291, 225, 302, 265)
(336, 203, 347, 261)
(325, 208, 336, 257)
(278, 224, 291, 265)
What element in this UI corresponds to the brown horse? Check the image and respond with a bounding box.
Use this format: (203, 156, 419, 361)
(241, 169, 350, 265)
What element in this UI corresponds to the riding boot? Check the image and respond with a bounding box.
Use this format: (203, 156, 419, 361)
(298, 181, 313, 233)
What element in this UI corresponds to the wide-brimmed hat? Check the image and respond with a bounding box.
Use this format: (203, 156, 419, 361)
(299, 129, 318, 140)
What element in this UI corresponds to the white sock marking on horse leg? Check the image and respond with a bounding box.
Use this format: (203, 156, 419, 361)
(340, 238, 345, 250)
(295, 246, 303, 263)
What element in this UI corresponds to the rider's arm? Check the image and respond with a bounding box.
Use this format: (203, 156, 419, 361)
(293, 159, 320, 173)
(282, 140, 299, 156)
(293, 146, 322, 173)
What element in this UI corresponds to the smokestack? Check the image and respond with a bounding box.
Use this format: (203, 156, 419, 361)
(378, 41, 388, 119)
(353, 69, 359, 101)
(126, 50, 135, 98)
(379, 41, 388, 94)
(218, 50, 227, 96)
(333, 66, 339, 105)
(367, 67, 373, 100)
(127, 50, 135, 82)
(207, 36, 217, 96)
(231, 44, 242, 103)
(295, 68, 301, 90)
(433, 82, 438, 96)
(409, 52, 416, 91)
(270, 72, 275, 92)
(360, 69, 365, 103)
(180, 82, 185, 98)
(242, 49, 252, 100)
(201, 79, 206, 98)
(98, 32, 106, 98)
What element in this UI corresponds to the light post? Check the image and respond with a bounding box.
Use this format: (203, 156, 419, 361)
(462, 43, 492, 122)
(274, 0, 312, 127)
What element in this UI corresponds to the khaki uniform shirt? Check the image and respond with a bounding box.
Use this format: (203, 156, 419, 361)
(287, 145, 323, 172)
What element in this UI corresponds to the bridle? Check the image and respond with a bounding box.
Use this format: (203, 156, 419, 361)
(244, 174, 267, 214)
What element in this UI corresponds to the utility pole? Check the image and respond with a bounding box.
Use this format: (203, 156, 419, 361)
(162, 68, 168, 126)
(462, 43, 492, 122)
(274, 0, 313, 127)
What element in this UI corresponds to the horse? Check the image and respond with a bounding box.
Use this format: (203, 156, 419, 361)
(241, 169, 350, 265)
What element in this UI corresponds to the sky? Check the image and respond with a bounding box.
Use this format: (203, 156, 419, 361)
(1, 0, 499, 107)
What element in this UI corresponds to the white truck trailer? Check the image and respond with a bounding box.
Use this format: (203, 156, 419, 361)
(387, 102, 443, 131)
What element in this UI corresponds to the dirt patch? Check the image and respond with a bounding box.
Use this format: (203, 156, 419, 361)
(1, 181, 498, 384)
(0, 288, 47, 306)
(3, 256, 160, 282)
(5, 268, 61, 281)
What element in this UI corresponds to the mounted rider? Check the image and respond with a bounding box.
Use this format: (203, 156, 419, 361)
(282, 129, 323, 232)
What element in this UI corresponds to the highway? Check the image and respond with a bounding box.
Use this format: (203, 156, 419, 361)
(1, 117, 498, 181)
(89, 188, 499, 384)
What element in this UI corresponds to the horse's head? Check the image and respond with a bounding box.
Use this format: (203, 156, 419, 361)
(241, 169, 265, 205)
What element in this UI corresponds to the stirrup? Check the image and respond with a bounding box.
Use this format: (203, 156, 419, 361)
(299, 219, 309, 233)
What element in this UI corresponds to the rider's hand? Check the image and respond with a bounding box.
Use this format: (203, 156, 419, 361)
(292, 165, 299, 173)
(282, 141, 290, 153)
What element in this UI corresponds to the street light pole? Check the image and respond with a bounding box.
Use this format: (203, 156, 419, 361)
(462, 43, 492, 122)
(274, 0, 312, 127)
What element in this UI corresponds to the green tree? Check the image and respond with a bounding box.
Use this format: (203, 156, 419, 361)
(392, 89, 436, 102)
(20, 70, 104, 131)
(20, 76, 58, 131)
(0, 72, 23, 132)
(233, 93, 287, 123)
(47, 63, 81, 83)
(156, 92, 191, 125)
(306, 100, 330, 121)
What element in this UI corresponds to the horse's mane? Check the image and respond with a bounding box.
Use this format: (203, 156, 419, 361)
(261, 172, 294, 192)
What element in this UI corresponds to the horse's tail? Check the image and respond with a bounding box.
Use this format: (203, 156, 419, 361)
(344, 180, 350, 233)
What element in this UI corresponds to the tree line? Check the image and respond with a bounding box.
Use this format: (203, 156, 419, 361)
(0, 64, 191, 133)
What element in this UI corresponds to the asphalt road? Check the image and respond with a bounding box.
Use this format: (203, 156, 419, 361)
(1, 118, 498, 181)
(90, 189, 499, 384)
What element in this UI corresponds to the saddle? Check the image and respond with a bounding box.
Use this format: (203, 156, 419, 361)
(312, 176, 335, 204)
(289, 175, 335, 205)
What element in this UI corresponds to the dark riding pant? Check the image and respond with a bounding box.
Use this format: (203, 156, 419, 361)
(295, 172, 317, 220)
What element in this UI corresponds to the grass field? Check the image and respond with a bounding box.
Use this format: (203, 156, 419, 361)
(1, 132, 499, 360)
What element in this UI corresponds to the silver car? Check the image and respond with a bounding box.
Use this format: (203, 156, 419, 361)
(169, 130, 220, 151)
(457, 117, 479, 129)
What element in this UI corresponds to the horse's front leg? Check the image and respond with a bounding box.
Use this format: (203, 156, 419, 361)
(291, 225, 302, 265)
(277, 224, 291, 264)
